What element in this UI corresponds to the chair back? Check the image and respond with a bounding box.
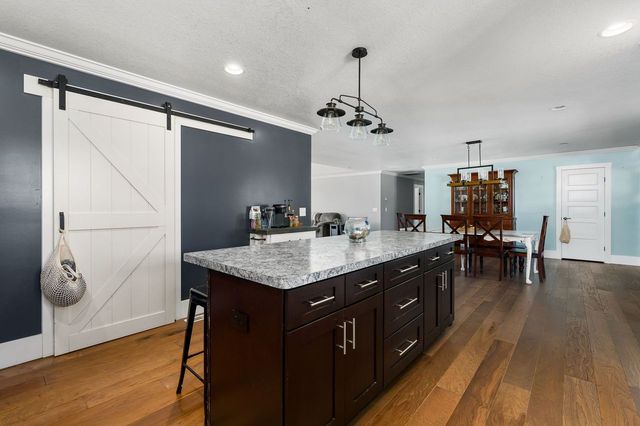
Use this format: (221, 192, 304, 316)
(402, 214, 426, 232)
(472, 215, 504, 251)
(441, 215, 468, 235)
(396, 212, 406, 231)
(537, 215, 549, 256)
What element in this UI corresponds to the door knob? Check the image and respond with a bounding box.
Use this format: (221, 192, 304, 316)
(562, 217, 571, 220)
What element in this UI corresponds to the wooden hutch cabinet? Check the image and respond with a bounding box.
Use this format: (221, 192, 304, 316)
(448, 169, 517, 230)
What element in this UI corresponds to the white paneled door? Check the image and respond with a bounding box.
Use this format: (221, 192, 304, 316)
(560, 166, 606, 262)
(52, 91, 175, 355)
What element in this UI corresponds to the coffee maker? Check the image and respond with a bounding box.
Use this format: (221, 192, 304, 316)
(272, 203, 288, 228)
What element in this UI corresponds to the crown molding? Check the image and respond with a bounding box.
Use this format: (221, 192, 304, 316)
(421, 145, 639, 170)
(0, 32, 318, 135)
(312, 170, 383, 179)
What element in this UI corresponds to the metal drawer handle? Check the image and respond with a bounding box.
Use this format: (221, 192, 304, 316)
(337, 321, 346, 355)
(396, 297, 418, 310)
(395, 339, 418, 357)
(357, 279, 378, 289)
(438, 272, 446, 291)
(397, 264, 419, 274)
(347, 317, 356, 350)
(307, 295, 335, 307)
(429, 256, 440, 261)
(446, 250, 455, 255)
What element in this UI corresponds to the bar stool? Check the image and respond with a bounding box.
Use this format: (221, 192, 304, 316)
(176, 285, 209, 404)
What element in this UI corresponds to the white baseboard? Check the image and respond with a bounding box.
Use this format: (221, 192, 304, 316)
(544, 250, 561, 259)
(608, 255, 640, 267)
(176, 299, 204, 320)
(0, 334, 43, 370)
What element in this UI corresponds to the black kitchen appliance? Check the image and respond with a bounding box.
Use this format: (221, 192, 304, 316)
(272, 204, 288, 228)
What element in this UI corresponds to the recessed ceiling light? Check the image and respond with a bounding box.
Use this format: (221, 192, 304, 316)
(551, 105, 567, 111)
(224, 63, 244, 75)
(599, 21, 634, 37)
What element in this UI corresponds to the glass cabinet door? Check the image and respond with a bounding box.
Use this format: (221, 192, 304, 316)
(492, 181, 510, 215)
(472, 185, 488, 215)
(453, 186, 468, 215)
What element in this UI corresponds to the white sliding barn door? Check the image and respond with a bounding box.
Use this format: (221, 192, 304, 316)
(52, 91, 175, 355)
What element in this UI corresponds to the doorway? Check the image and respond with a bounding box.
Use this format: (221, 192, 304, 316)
(556, 164, 611, 262)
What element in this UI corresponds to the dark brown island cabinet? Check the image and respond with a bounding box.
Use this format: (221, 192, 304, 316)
(204, 240, 456, 425)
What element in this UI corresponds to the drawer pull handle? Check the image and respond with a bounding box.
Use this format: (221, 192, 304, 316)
(429, 256, 440, 262)
(397, 264, 419, 274)
(307, 295, 335, 307)
(395, 339, 419, 357)
(347, 317, 356, 350)
(395, 297, 418, 310)
(446, 250, 455, 255)
(357, 279, 378, 289)
(337, 321, 346, 355)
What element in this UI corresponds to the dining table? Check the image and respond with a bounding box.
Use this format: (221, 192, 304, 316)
(458, 229, 539, 285)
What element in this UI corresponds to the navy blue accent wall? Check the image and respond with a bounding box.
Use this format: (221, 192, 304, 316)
(0, 49, 311, 344)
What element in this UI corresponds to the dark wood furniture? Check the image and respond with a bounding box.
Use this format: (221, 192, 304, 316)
(448, 169, 517, 230)
(441, 214, 470, 274)
(397, 213, 426, 232)
(207, 244, 456, 425)
(508, 215, 549, 282)
(472, 216, 507, 281)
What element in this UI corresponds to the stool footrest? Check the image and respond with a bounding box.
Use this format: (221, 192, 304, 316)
(184, 365, 204, 384)
(187, 350, 204, 359)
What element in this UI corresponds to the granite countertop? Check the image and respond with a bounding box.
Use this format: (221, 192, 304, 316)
(184, 231, 462, 290)
(251, 226, 318, 235)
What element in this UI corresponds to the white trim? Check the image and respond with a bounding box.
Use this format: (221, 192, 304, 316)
(312, 170, 383, 179)
(555, 163, 612, 263)
(421, 145, 639, 170)
(0, 334, 43, 370)
(2, 32, 317, 135)
(40, 84, 54, 358)
(609, 255, 640, 267)
(544, 250, 561, 260)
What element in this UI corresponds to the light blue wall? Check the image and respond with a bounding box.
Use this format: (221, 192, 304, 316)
(425, 148, 640, 257)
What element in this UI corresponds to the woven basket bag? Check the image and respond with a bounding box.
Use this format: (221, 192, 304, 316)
(41, 232, 87, 307)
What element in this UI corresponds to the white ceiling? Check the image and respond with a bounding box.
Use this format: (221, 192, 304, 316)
(1, 0, 639, 171)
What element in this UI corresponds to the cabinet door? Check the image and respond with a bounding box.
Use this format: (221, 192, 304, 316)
(285, 311, 345, 426)
(438, 262, 455, 328)
(343, 293, 383, 421)
(423, 268, 442, 350)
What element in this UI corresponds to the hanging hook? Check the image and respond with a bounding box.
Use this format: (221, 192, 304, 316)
(59, 212, 65, 233)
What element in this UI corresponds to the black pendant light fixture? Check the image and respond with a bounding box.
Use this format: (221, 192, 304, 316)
(316, 47, 393, 146)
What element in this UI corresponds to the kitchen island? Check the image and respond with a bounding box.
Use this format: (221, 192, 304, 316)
(184, 230, 462, 425)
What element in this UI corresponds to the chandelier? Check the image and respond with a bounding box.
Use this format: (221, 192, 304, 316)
(316, 47, 393, 146)
(448, 140, 505, 187)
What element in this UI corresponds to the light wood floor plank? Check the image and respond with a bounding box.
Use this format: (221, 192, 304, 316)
(563, 375, 602, 426)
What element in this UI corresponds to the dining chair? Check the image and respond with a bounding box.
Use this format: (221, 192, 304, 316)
(396, 212, 406, 231)
(472, 215, 507, 281)
(401, 213, 427, 232)
(508, 215, 549, 282)
(441, 214, 471, 275)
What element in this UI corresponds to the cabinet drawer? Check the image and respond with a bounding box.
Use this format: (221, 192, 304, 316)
(384, 275, 423, 337)
(286, 276, 345, 331)
(345, 264, 383, 305)
(424, 244, 456, 271)
(383, 253, 424, 289)
(383, 314, 423, 387)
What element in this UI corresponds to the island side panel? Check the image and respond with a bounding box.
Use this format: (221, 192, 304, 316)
(209, 271, 284, 425)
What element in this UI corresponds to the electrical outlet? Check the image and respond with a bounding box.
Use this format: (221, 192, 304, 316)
(372, 207, 378, 212)
(299, 207, 306, 217)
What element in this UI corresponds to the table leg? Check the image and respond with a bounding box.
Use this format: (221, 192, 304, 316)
(524, 237, 533, 285)
(461, 254, 466, 271)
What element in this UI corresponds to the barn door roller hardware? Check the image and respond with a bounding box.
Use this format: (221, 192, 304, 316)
(38, 74, 255, 134)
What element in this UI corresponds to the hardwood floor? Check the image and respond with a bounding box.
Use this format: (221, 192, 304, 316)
(1, 259, 639, 425)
